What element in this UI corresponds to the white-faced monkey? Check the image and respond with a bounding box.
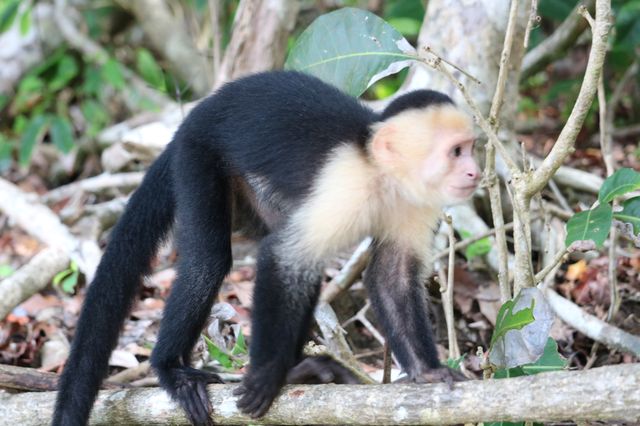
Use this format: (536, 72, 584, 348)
(53, 71, 479, 426)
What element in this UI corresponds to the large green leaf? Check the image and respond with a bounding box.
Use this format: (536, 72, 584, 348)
(615, 196, 640, 234)
(565, 203, 613, 248)
(598, 168, 640, 204)
(285, 7, 416, 96)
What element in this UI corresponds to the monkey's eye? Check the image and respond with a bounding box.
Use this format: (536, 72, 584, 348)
(453, 146, 462, 157)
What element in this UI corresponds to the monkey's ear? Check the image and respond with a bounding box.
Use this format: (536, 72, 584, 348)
(371, 124, 397, 166)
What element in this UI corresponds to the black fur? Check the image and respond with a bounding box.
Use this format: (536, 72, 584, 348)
(53, 71, 453, 426)
(379, 89, 454, 121)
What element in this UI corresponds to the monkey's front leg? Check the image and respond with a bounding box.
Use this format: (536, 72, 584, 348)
(364, 239, 465, 383)
(234, 235, 322, 418)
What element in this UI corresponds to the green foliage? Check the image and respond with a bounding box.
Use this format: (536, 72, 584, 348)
(615, 197, 640, 234)
(0, 0, 19, 33)
(53, 261, 80, 294)
(285, 8, 415, 97)
(136, 48, 166, 92)
(460, 230, 492, 260)
(446, 354, 466, 370)
(203, 328, 248, 370)
(598, 168, 640, 204)
(566, 168, 640, 247)
(490, 294, 535, 347)
(565, 203, 613, 249)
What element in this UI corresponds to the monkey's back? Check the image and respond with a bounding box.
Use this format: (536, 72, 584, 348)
(177, 71, 377, 200)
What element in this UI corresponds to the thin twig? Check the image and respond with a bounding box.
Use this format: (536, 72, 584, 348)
(523, 0, 539, 50)
(485, 0, 520, 302)
(441, 216, 460, 359)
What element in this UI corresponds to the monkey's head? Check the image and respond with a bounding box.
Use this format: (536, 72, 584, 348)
(370, 91, 480, 206)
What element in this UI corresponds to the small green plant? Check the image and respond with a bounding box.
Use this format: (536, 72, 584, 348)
(53, 261, 79, 294)
(460, 229, 492, 260)
(203, 328, 248, 370)
(565, 168, 640, 247)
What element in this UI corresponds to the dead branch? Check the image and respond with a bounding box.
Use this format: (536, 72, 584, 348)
(41, 172, 144, 205)
(1, 365, 638, 425)
(0, 364, 59, 392)
(0, 248, 69, 319)
(543, 288, 640, 356)
(0, 178, 101, 280)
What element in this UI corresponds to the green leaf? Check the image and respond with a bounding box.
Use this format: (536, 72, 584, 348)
(102, 58, 126, 89)
(599, 168, 640, 204)
(0, 265, 14, 278)
(565, 203, 613, 248)
(81, 100, 110, 137)
(12, 75, 45, 114)
(50, 116, 75, 153)
(446, 354, 466, 370)
(53, 269, 72, 286)
(614, 196, 640, 234)
(490, 294, 535, 347)
(285, 8, 415, 96)
(19, 7, 31, 35)
(231, 328, 248, 356)
(460, 230, 492, 260)
(520, 338, 567, 375)
(136, 48, 166, 91)
(61, 270, 79, 293)
(50, 55, 79, 91)
(0, 0, 19, 33)
(19, 115, 50, 166)
(203, 335, 233, 369)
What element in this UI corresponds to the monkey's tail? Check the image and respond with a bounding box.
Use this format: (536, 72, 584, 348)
(53, 143, 176, 426)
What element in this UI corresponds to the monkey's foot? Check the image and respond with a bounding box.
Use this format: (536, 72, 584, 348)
(405, 367, 467, 388)
(158, 366, 223, 426)
(234, 367, 285, 419)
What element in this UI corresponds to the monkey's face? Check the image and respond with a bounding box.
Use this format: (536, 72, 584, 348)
(371, 105, 479, 207)
(426, 130, 480, 204)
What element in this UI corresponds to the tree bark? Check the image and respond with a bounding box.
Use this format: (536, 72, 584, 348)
(215, 0, 300, 87)
(0, 364, 638, 425)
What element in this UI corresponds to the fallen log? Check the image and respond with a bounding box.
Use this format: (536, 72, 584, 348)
(0, 364, 638, 425)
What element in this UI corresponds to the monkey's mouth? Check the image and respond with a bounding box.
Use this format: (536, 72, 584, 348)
(450, 185, 477, 197)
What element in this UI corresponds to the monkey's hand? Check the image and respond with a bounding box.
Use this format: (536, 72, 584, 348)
(157, 366, 223, 426)
(400, 367, 467, 388)
(234, 363, 286, 419)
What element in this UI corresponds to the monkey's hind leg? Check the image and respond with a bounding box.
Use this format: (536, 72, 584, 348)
(151, 145, 232, 426)
(234, 235, 323, 418)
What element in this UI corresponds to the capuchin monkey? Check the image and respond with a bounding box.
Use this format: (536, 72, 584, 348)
(53, 70, 479, 426)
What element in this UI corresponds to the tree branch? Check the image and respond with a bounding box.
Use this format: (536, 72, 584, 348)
(521, 0, 596, 79)
(526, 0, 611, 197)
(1, 365, 638, 424)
